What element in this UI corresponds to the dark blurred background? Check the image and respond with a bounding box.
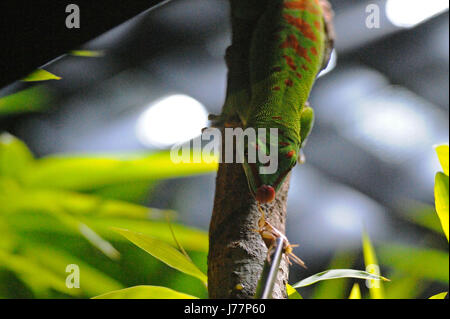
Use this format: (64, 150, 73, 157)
(0, 0, 448, 298)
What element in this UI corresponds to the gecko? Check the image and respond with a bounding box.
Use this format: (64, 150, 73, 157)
(211, 0, 335, 204)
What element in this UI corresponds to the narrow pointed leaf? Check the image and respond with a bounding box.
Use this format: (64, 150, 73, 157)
(292, 269, 388, 288)
(21, 69, 61, 82)
(348, 283, 361, 299)
(312, 250, 357, 299)
(92, 285, 198, 299)
(287, 284, 303, 299)
(435, 144, 449, 176)
(114, 228, 207, 285)
(70, 50, 105, 57)
(429, 292, 448, 299)
(362, 231, 385, 299)
(435, 172, 449, 241)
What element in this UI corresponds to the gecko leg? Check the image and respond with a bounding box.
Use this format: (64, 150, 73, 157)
(298, 102, 315, 164)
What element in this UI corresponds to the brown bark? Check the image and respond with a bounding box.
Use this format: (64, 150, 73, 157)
(207, 153, 290, 299)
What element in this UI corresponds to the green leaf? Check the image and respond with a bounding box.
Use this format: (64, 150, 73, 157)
(384, 271, 427, 299)
(435, 172, 449, 241)
(1, 185, 120, 259)
(2, 187, 173, 220)
(398, 202, 444, 235)
(286, 284, 303, 299)
(21, 152, 218, 191)
(21, 69, 61, 82)
(362, 230, 385, 299)
(435, 144, 449, 176)
(0, 249, 79, 296)
(114, 228, 207, 285)
(91, 181, 157, 203)
(429, 292, 448, 299)
(378, 244, 449, 283)
(348, 283, 361, 299)
(292, 269, 388, 288)
(0, 133, 34, 178)
(92, 285, 198, 299)
(312, 250, 357, 299)
(23, 246, 123, 297)
(70, 50, 105, 57)
(0, 86, 52, 116)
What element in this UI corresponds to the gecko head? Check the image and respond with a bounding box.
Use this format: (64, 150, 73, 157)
(242, 132, 299, 204)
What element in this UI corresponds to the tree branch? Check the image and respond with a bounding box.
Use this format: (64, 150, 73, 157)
(207, 151, 290, 299)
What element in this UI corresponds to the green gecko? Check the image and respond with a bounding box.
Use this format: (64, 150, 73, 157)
(211, 0, 334, 204)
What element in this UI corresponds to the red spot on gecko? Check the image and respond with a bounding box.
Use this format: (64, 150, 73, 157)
(283, 14, 317, 42)
(285, 79, 294, 87)
(282, 55, 297, 71)
(310, 47, 318, 56)
(283, 1, 320, 15)
(286, 150, 296, 159)
(256, 185, 276, 203)
(280, 35, 311, 62)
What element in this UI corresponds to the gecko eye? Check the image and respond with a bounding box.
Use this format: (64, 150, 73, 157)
(256, 185, 276, 203)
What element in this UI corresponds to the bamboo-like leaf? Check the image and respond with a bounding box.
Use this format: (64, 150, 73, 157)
(21, 152, 218, 191)
(286, 284, 303, 299)
(21, 69, 61, 82)
(292, 269, 388, 288)
(435, 172, 449, 241)
(429, 292, 448, 299)
(435, 144, 449, 176)
(0, 86, 52, 116)
(114, 228, 207, 285)
(378, 244, 449, 283)
(92, 285, 198, 299)
(348, 283, 361, 299)
(362, 230, 385, 299)
(70, 50, 105, 57)
(0, 133, 34, 178)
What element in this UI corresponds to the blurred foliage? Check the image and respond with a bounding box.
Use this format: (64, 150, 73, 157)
(0, 86, 53, 116)
(0, 135, 448, 299)
(0, 133, 216, 298)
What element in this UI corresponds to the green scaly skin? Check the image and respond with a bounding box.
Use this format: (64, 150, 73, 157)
(213, 0, 334, 203)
